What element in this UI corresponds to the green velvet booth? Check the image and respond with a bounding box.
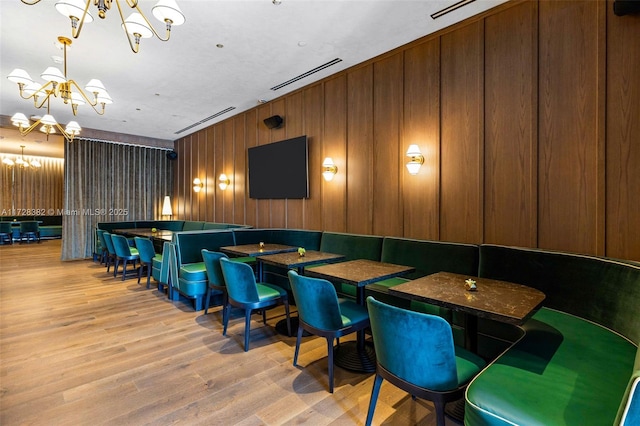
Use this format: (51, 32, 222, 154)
(172, 230, 237, 311)
(464, 245, 640, 426)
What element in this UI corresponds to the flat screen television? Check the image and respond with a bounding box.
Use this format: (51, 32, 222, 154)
(247, 135, 309, 199)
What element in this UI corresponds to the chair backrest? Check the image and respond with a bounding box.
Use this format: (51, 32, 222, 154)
(219, 257, 259, 304)
(103, 232, 116, 255)
(366, 296, 459, 391)
(20, 221, 39, 232)
(111, 234, 133, 257)
(201, 249, 228, 287)
(134, 237, 156, 263)
(288, 271, 343, 331)
(0, 222, 11, 233)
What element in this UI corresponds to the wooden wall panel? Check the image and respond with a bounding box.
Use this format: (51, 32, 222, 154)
(373, 54, 403, 237)
(245, 109, 258, 227)
(303, 84, 324, 231)
(403, 39, 440, 240)
(323, 76, 347, 232)
(440, 22, 484, 244)
(269, 99, 287, 228)
(484, 1, 537, 247)
(204, 127, 215, 221)
(538, 0, 600, 254)
(606, 4, 640, 261)
(346, 65, 374, 235)
(256, 105, 272, 228)
(212, 124, 223, 223)
(285, 92, 304, 229)
(233, 115, 247, 225)
(222, 119, 235, 223)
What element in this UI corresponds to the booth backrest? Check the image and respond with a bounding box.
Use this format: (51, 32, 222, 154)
(203, 222, 250, 230)
(182, 221, 205, 231)
(319, 231, 383, 261)
(97, 221, 137, 232)
(380, 237, 479, 280)
(174, 230, 236, 265)
(478, 244, 640, 344)
(269, 229, 322, 250)
(231, 228, 274, 245)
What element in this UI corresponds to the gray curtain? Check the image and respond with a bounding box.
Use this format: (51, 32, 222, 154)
(62, 138, 173, 260)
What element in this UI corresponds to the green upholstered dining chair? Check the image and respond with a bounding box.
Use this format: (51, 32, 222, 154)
(0, 222, 13, 245)
(287, 270, 371, 393)
(102, 232, 117, 273)
(96, 229, 108, 265)
(19, 221, 39, 243)
(365, 296, 486, 426)
(219, 257, 291, 352)
(201, 249, 229, 320)
(134, 237, 157, 289)
(110, 234, 140, 281)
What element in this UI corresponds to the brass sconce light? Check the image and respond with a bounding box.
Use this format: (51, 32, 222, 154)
(218, 173, 230, 190)
(161, 195, 172, 216)
(322, 157, 338, 181)
(405, 145, 424, 175)
(193, 178, 203, 192)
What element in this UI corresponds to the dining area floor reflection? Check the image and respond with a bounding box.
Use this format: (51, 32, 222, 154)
(0, 239, 463, 425)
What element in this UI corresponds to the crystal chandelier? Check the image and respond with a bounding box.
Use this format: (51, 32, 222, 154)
(21, 0, 186, 54)
(7, 36, 112, 142)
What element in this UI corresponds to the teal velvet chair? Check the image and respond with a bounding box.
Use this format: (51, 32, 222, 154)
(201, 249, 229, 320)
(96, 229, 107, 264)
(102, 232, 117, 273)
(0, 222, 13, 245)
(111, 234, 140, 281)
(219, 257, 291, 352)
(134, 237, 157, 288)
(287, 270, 370, 393)
(19, 220, 39, 243)
(365, 296, 486, 426)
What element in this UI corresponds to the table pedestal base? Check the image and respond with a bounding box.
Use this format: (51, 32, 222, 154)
(444, 398, 465, 424)
(334, 341, 376, 373)
(275, 316, 311, 337)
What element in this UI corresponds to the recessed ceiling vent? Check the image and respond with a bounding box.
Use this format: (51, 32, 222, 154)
(270, 58, 343, 91)
(430, 0, 476, 20)
(174, 106, 236, 134)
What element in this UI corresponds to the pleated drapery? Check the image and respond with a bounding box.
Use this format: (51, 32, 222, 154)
(62, 139, 173, 260)
(0, 155, 64, 216)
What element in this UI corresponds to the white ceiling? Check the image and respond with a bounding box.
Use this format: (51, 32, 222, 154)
(0, 0, 508, 158)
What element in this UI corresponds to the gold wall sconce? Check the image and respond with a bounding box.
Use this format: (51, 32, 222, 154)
(161, 195, 173, 216)
(193, 178, 203, 192)
(405, 145, 424, 175)
(322, 157, 338, 181)
(218, 173, 230, 190)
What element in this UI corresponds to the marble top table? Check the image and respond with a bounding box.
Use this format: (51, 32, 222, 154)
(389, 271, 546, 352)
(112, 228, 175, 252)
(305, 259, 415, 373)
(220, 243, 298, 282)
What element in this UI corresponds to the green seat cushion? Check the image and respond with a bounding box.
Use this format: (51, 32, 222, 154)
(465, 307, 637, 426)
(256, 282, 287, 301)
(179, 262, 207, 282)
(337, 299, 369, 327)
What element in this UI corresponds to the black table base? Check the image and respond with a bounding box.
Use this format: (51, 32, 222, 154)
(333, 341, 376, 373)
(275, 316, 311, 337)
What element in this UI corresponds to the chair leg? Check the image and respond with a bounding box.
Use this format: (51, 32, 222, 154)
(223, 304, 231, 335)
(327, 337, 335, 393)
(244, 309, 252, 352)
(365, 374, 384, 426)
(434, 400, 447, 426)
(146, 266, 151, 289)
(293, 325, 304, 366)
(137, 263, 143, 283)
(122, 259, 128, 281)
(204, 287, 212, 314)
(283, 300, 292, 337)
(113, 259, 120, 277)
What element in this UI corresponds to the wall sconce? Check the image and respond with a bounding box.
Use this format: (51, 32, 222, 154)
(218, 173, 231, 190)
(193, 178, 203, 193)
(405, 145, 424, 175)
(322, 157, 338, 181)
(161, 195, 173, 216)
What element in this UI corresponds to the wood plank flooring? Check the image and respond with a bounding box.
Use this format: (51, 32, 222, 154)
(0, 240, 455, 425)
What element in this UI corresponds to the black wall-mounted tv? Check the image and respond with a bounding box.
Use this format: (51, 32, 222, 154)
(247, 135, 309, 199)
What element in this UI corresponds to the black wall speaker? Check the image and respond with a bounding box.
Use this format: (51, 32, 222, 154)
(614, 0, 640, 15)
(263, 115, 284, 129)
(166, 151, 178, 160)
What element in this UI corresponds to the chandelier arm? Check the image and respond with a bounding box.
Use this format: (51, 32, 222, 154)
(70, 1, 94, 39)
(114, 0, 142, 53)
(129, 1, 173, 42)
(20, 0, 42, 4)
(68, 80, 98, 108)
(125, 0, 139, 8)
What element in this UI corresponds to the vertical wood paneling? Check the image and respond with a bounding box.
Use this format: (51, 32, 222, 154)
(606, 3, 640, 260)
(539, 0, 599, 254)
(182, 137, 192, 218)
(403, 39, 441, 240)
(373, 54, 403, 237)
(269, 99, 287, 228)
(256, 105, 272, 228)
(205, 127, 215, 221)
(484, 1, 537, 247)
(245, 110, 258, 227)
(233, 115, 247, 226)
(222, 119, 235, 223)
(440, 22, 484, 244)
(303, 84, 324, 231)
(173, 139, 183, 219)
(213, 124, 224, 223)
(323, 76, 347, 233)
(285, 92, 304, 229)
(346, 65, 374, 235)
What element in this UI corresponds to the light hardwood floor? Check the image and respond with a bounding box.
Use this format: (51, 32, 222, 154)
(0, 240, 457, 425)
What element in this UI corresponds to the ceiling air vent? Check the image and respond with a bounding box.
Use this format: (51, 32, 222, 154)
(430, 0, 476, 19)
(270, 58, 343, 91)
(174, 106, 236, 134)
